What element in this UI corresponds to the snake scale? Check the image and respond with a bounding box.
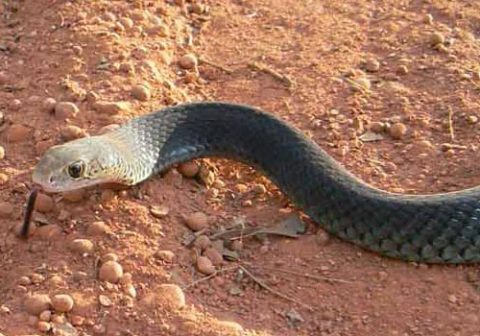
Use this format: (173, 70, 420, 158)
(32, 102, 480, 263)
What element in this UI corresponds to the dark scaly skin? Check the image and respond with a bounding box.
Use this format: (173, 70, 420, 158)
(111, 102, 480, 263)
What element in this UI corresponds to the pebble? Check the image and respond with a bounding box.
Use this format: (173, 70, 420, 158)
(448, 294, 457, 304)
(184, 211, 208, 231)
(0, 146, 4, 160)
(204, 247, 223, 266)
(60, 125, 87, 141)
(70, 315, 85, 326)
(93, 101, 130, 114)
(39, 310, 52, 322)
(35, 193, 55, 213)
(51, 294, 74, 312)
(424, 13, 434, 25)
(141, 284, 185, 309)
(0, 173, 8, 184)
(467, 115, 478, 124)
(214, 320, 244, 335)
(42, 97, 57, 113)
(253, 183, 267, 195)
(98, 294, 113, 307)
(6, 124, 31, 142)
(124, 284, 137, 298)
(196, 256, 215, 275)
(18, 276, 32, 286)
(55, 102, 79, 120)
(389, 122, 407, 139)
(178, 54, 198, 70)
(150, 205, 169, 218)
(30, 273, 46, 284)
(119, 273, 133, 285)
(37, 321, 51, 332)
(87, 221, 110, 236)
(101, 253, 119, 263)
(98, 260, 123, 283)
(131, 84, 151, 101)
(146, 23, 170, 36)
(24, 294, 52, 315)
(62, 189, 85, 202)
(178, 161, 200, 178)
(47, 275, 65, 287)
(0, 202, 13, 218)
(364, 58, 380, 72)
(430, 31, 445, 46)
(397, 65, 409, 75)
(193, 235, 211, 250)
(69, 239, 94, 254)
(350, 76, 371, 92)
(155, 250, 176, 263)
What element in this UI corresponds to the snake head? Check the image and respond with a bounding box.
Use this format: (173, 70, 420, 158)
(32, 136, 121, 192)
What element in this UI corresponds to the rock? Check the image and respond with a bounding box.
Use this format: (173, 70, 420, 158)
(98, 260, 123, 283)
(24, 294, 52, 315)
(0, 145, 4, 160)
(51, 294, 74, 313)
(18, 276, 32, 286)
(69, 239, 94, 254)
(184, 212, 208, 231)
(93, 101, 130, 114)
(39, 310, 52, 322)
(55, 102, 79, 120)
(178, 54, 198, 70)
(0, 173, 8, 184)
(196, 256, 215, 275)
(42, 97, 57, 113)
(60, 125, 87, 141)
(124, 284, 137, 298)
(141, 284, 185, 310)
(98, 294, 112, 307)
(350, 77, 371, 92)
(204, 247, 223, 266)
(101, 253, 119, 263)
(467, 115, 478, 124)
(150, 205, 169, 218)
(87, 221, 110, 236)
(364, 58, 380, 72)
(131, 84, 151, 101)
(37, 321, 51, 332)
(70, 315, 84, 326)
(253, 183, 267, 194)
(154, 250, 175, 263)
(35, 193, 55, 213)
(193, 235, 211, 250)
(430, 31, 445, 46)
(389, 122, 408, 139)
(119, 273, 133, 285)
(0, 202, 13, 218)
(178, 161, 199, 178)
(30, 273, 45, 284)
(424, 13, 433, 25)
(214, 320, 244, 335)
(146, 24, 169, 36)
(6, 124, 31, 142)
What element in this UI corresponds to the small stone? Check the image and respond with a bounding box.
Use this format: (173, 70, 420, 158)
(253, 184, 267, 195)
(55, 102, 79, 120)
(30, 273, 46, 284)
(42, 97, 57, 113)
(0, 202, 13, 218)
(70, 315, 84, 326)
(146, 23, 169, 36)
(72, 45, 83, 56)
(124, 284, 137, 298)
(47, 275, 65, 287)
(430, 31, 445, 46)
(19, 276, 32, 286)
(100, 189, 116, 203)
(93, 101, 130, 114)
(141, 284, 185, 309)
(69, 239, 94, 254)
(214, 320, 244, 335)
(37, 321, 51, 332)
(368, 121, 385, 133)
(0, 146, 5, 160)
(60, 125, 87, 141)
(35, 193, 55, 213)
(0, 173, 8, 184)
(98, 260, 123, 283)
(87, 221, 110, 236)
(62, 189, 85, 202)
(24, 294, 52, 315)
(51, 294, 74, 313)
(119, 273, 133, 285)
(364, 58, 380, 72)
(424, 13, 433, 25)
(131, 84, 151, 101)
(350, 77, 371, 92)
(204, 247, 223, 266)
(178, 161, 200, 178)
(101, 253, 119, 263)
(155, 250, 175, 263)
(397, 65, 409, 75)
(184, 211, 208, 231)
(6, 124, 31, 142)
(467, 115, 478, 124)
(93, 324, 106, 334)
(178, 54, 198, 70)
(98, 295, 112, 307)
(97, 124, 120, 135)
(448, 294, 457, 304)
(196, 256, 215, 275)
(38, 310, 52, 322)
(150, 205, 169, 218)
(10, 99, 22, 111)
(193, 235, 211, 250)
(389, 122, 408, 139)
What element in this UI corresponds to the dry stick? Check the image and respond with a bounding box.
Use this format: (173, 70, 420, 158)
(248, 62, 294, 88)
(20, 187, 39, 239)
(182, 266, 239, 290)
(247, 264, 352, 284)
(198, 57, 234, 74)
(447, 106, 455, 142)
(239, 265, 314, 311)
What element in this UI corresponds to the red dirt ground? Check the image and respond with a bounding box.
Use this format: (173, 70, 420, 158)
(1, 0, 480, 335)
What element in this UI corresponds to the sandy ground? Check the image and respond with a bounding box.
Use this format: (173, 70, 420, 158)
(1, 0, 480, 335)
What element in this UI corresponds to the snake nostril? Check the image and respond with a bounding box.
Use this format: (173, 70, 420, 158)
(49, 175, 55, 184)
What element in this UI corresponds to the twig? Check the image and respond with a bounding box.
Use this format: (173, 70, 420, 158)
(182, 266, 239, 290)
(239, 265, 314, 311)
(20, 187, 39, 238)
(199, 57, 233, 74)
(247, 264, 352, 284)
(447, 106, 455, 142)
(248, 62, 294, 88)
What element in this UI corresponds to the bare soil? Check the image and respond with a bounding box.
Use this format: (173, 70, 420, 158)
(1, 0, 480, 335)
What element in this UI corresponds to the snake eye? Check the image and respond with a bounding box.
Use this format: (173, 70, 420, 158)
(67, 161, 85, 179)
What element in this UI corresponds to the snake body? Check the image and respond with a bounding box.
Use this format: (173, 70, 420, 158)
(33, 102, 480, 263)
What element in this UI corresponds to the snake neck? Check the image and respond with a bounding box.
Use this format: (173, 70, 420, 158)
(115, 102, 480, 263)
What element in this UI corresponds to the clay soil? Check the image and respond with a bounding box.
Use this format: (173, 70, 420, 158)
(1, 0, 480, 335)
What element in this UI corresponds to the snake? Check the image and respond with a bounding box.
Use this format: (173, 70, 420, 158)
(32, 102, 480, 264)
